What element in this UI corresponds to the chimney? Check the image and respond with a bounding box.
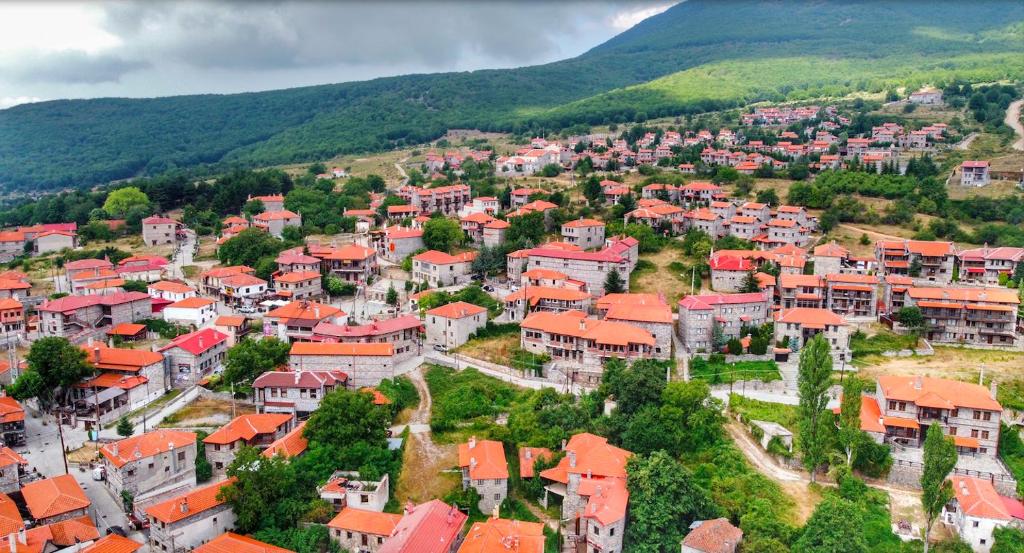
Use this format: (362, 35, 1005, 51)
(447, 505, 457, 525)
(561, 439, 567, 450)
(179, 499, 189, 513)
(8, 534, 15, 553)
(112, 443, 119, 457)
(404, 501, 415, 515)
(468, 436, 476, 449)
(990, 380, 998, 400)
(524, 449, 532, 460)
(314, 307, 320, 319)
(491, 503, 499, 520)
(133, 446, 142, 459)
(198, 336, 204, 349)
(568, 450, 576, 468)
(17, 529, 25, 545)
(586, 469, 592, 479)
(578, 318, 586, 331)
(94, 346, 101, 362)
(914, 376, 923, 390)
(470, 458, 477, 471)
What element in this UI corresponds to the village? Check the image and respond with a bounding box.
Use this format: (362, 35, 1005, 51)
(0, 83, 1021, 553)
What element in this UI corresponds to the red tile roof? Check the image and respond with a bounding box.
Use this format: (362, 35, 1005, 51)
(204, 414, 293, 445)
(289, 342, 394, 357)
(518, 447, 553, 479)
(457, 518, 545, 553)
(678, 292, 767, 310)
(21, 475, 90, 520)
(81, 535, 144, 553)
(0, 493, 24, 536)
(101, 430, 197, 468)
(681, 518, 744, 553)
(539, 433, 631, 484)
(157, 328, 229, 355)
(426, 301, 487, 319)
(458, 438, 508, 480)
(378, 500, 467, 553)
(774, 307, 845, 329)
(328, 507, 402, 536)
(313, 314, 422, 338)
(950, 476, 1011, 521)
(266, 301, 343, 322)
(0, 397, 24, 424)
(877, 375, 1001, 412)
(262, 421, 309, 459)
(146, 479, 235, 524)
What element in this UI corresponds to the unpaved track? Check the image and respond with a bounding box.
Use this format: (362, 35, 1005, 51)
(1005, 99, 1024, 151)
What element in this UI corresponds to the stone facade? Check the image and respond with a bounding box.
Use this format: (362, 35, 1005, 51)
(142, 218, 178, 246)
(677, 293, 770, 352)
(288, 343, 396, 388)
(425, 302, 487, 349)
(561, 220, 605, 251)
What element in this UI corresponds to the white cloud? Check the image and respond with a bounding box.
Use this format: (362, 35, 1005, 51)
(0, 96, 42, 110)
(0, 3, 120, 53)
(610, 2, 674, 30)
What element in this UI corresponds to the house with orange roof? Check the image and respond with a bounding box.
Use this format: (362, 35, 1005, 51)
(508, 240, 634, 295)
(312, 314, 423, 362)
(561, 218, 605, 250)
(141, 216, 181, 247)
(812, 241, 852, 276)
(399, 184, 471, 216)
(386, 204, 420, 222)
(319, 471, 391, 514)
(194, 532, 292, 553)
(459, 212, 495, 244)
(777, 274, 825, 310)
(32, 230, 76, 255)
(38, 292, 152, 342)
(288, 342, 395, 388)
(248, 194, 286, 212)
(377, 499, 467, 553)
(457, 517, 545, 553)
(600, 294, 673, 359)
(412, 250, 477, 288)
(774, 307, 851, 362)
(502, 286, 591, 322)
(823, 273, 879, 318)
(157, 328, 229, 387)
(677, 292, 770, 352)
(425, 302, 487, 350)
(0, 298, 24, 336)
(371, 226, 425, 262)
(217, 273, 268, 307)
(261, 420, 309, 460)
(539, 433, 631, 553)
(116, 255, 168, 282)
(146, 478, 237, 552)
(1, 514, 99, 553)
(163, 297, 218, 328)
(213, 315, 251, 347)
(520, 311, 656, 382)
(253, 370, 348, 417)
(764, 217, 812, 248)
(199, 265, 255, 295)
(264, 300, 345, 342)
(875, 240, 957, 285)
(100, 430, 197, 514)
(681, 518, 743, 553)
(684, 208, 725, 239)
(203, 414, 295, 476)
(0, 397, 25, 447)
(0, 276, 31, 302)
(253, 209, 301, 237)
(941, 476, 1023, 551)
(957, 246, 1024, 286)
(67, 265, 122, 293)
(147, 280, 196, 302)
(314, 244, 379, 283)
(81, 533, 143, 553)
(458, 196, 500, 219)
(518, 447, 553, 480)
(0, 448, 26, 494)
(458, 437, 508, 514)
(275, 249, 322, 274)
(897, 287, 1019, 347)
(0, 232, 26, 263)
(481, 219, 509, 249)
(273, 270, 322, 300)
(77, 341, 166, 420)
(21, 474, 90, 525)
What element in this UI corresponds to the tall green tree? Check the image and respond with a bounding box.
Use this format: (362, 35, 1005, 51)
(921, 424, 957, 553)
(506, 211, 545, 244)
(219, 446, 305, 533)
(838, 376, 865, 466)
(422, 217, 464, 252)
(303, 388, 390, 450)
(103, 187, 150, 218)
(223, 338, 291, 385)
(385, 285, 399, 306)
(9, 337, 95, 410)
(116, 417, 135, 438)
(740, 269, 761, 293)
(604, 269, 625, 294)
(797, 334, 833, 482)
(793, 497, 868, 553)
(625, 451, 717, 552)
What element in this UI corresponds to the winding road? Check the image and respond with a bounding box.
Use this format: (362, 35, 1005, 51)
(1006, 98, 1024, 151)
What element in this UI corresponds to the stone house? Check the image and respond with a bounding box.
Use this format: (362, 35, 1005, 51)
(328, 507, 402, 553)
(264, 300, 345, 342)
(958, 247, 1024, 286)
(142, 216, 180, 247)
(502, 287, 591, 322)
(100, 430, 197, 514)
(941, 476, 1024, 552)
(203, 413, 295, 476)
(213, 316, 251, 347)
(481, 220, 509, 248)
(195, 533, 291, 553)
(601, 296, 673, 359)
(458, 518, 545, 553)
(773, 307, 850, 363)
(199, 266, 255, 296)
(288, 342, 395, 388)
(319, 472, 391, 513)
(273, 271, 322, 300)
(252, 370, 349, 418)
(146, 479, 237, 552)
(412, 251, 477, 288)
(314, 244, 379, 283)
(824, 273, 879, 318)
(0, 397, 25, 447)
(561, 219, 606, 251)
(38, 292, 152, 342)
(376, 499, 467, 553)
(961, 161, 991, 187)
(776, 274, 825, 309)
(157, 328, 229, 387)
(373, 227, 424, 262)
(253, 210, 301, 237)
(78, 342, 167, 420)
(677, 292, 770, 352)
(312, 314, 423, 362)
(21, 475, 91, 525)
(148, 281, 196, 303)
(0, 447, 25, 494)
(900, 287, 1019, 348)
(0, 299, 24, 335)
(275, 251, 322, 274)
(33, 231, 77, 255)
(249, 194, 285, 212)
(511, 246, 632, 296)
(458, 437, 508, 515)
(875, 240, 957, 285)
(424, 302, 487, 350)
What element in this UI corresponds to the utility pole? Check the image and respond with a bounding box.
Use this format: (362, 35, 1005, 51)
(56, 411, 69, 475)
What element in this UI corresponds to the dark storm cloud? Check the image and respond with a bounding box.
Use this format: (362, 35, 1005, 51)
(6, 51, 150, 84)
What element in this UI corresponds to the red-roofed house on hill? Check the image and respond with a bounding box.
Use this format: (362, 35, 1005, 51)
(146, 479, 237, 552)
(677, 292, 770, 352)
(875, 240, 956, 285)
(510, 242, 633, 295)
(38, 292, 152, 343)
(412, 251, 477, 288)
(252, 370, 348, 417)
(116, 255, 168, 282)
(399, 184, 471, 216)
(264, 301, 345, 342)
(253, 210, 301, 237)
(957, 246, 1024, 286)
(200, 266, 255, 295)
(539, 433, 631, 553)
(100, 430, 197, 516)
(82, 534, 142, 553)
(203, 414, 294, 476)
(328, 507, 401, 553)
(248, 194, 285, 212)
(195, 532, 293, 553)
(377, 499, 467, 553)
(21, 475, 90, 525)
(312, 314, 423, 362)
(314, 244, 379, 283)
(681, 518, 743, 553)
(0, 397, 25, 447)
(76, 342, 167, 423)
(561, 218, 606, 250)
(288, 343, 395, 388)
(774, 308, 850, 362)
(960, 160, 990, 187)
(157, 328, 229, 387)
(0, 447, 27, 493)
(897, 287, 1019, 347)
(457, 517, 545, 553)
(424, 302, 487, 350)
(33, 230, 77, 255)
(142, 216, 181, 247)
(458, 437, 508, 514)
(273, 271, 322, 300)
(941, 476, 1023, 550)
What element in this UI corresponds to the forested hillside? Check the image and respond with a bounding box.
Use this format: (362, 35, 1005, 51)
(0, 0, 1021, 191)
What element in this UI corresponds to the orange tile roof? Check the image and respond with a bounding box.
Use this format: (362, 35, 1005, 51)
(521, 311, 655, 347)
(518, 447, 553, 478)
(951, 476, 1012, 521)
(46, 515, 99, 546)
(148, 281, 195, 293)
(774, 307, 845, 329)
(521, 268, 568, 281)
(414, 250, 477, 265)
(289, 342, 394, 356)
(328, 507, 403, 536)
(0, 279, 30, 291)
(274, 271, 320, 283)
(877, 375, 1001, 411)
(215, 315, 246, 327)
(0, 397, 24, 424)
(0, 298, 23, 310)
(906, 287, 1018, 305)
(604, 303, 672, 324)
(825, 273, 878, 284)
(82, 344, 163, 371)
(21, 475, 90, 520)
(458, 518, 545, 553)
(814, 242, 849, 258)
(81, 535, 143, 553)
(458, 438, 509, 480)
(577, 477, 629, 526)
(101, 430, 197, 468)
(203, 414, 294, 445)
(106, 323, 147, 337)
(594, 293, 665, 310)
(266, 301, 343, 321)
(146, 478, 235, 524)
(254, 210, 300, 221)
(539, 433, 631, 484)
(167, 297, 216, 310)
(426, 301, 487, 319)
(195, 533, 294, 553)
(0, 447, 26, 469)
(202, 266, 254, 279)
(262, 421, 308, 459)
(778, 274, 823, 289)
(681, 518, 744, 553)
(878, 240, 955, 257)
(318, 244, 376, 261)
(360, 387, 392, 405)
(0, 493, 24, 536)
(504, 286, 590, 306)
(562, 218, 604, 229)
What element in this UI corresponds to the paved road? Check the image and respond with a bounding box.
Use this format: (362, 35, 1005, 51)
(168, 231, 196, 279)
(1006, 99, 1024, 151)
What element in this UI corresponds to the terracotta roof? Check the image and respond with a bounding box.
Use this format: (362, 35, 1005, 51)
(577, 477, 629, 526)
(679, 292, 767, 310)
(254, 210, 300, 221)
(317, 244, 376, 261)
(461, 212, 495, 224)
(0, 279, 30, 291)
(951, 476, 1011, 521)
(146, 478, 235, 524)
(38, 292, 150, 313)
(682, 518, 744, 553)
(877, 375, 1001, 412)
(521, 311, 655, 347)
(21, 475, 90, 520)
(426, 301, 487, 319)
(906, 287, 1018, 305)
(328, 507, 402, 536)
(262, 421, 309, 459)
(458, 438, 508, 480)
(167, 297, 216, 310)
(0, 493, 24, 536)
(504, 286, 590, 306)
(313, 315, 422, 338)
(709, 255, 752, 272)
(518, 447, 553, 479)
(46, 515, 99, 546)
(81, 535, 144, 553)
(361, 387, 392, 405)
(774, 308, 845, 329)
(142, 216, 177, 225)
(266, 301, 343, 321)
(778, 274, 824, 289)
(101, 430, 197, 468)
(483, 220, 510, 230)
(192, 532, 286, 553)
(458, 518, 545, 553)
(290, 342, 394, 357)
(522, 268, 568, 281)
(201, 266, 254, 279)
(877, 240, 955, 257)
(105, 323, 147, 337)
(252, 370, 348, 389)
(825, 273, 878, 285)
(274, 271, 321, 283)
(157, 328, 228, 355)
(378, 500, 467, 553)
(0, 397, 24, 424)
(414, 250, 477, 265)
(604, 303, 672, 324)
(539, 433, 631, 484)
(0, 447, 27, 469)
(562, 218, 604, 229)
(220, 274, 267, 287)
(203, 414, 293, 445)
(275, 252, 320, 265)
(215, 315, 246, 327)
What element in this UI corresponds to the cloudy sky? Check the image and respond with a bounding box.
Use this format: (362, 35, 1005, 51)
(0, 1, 675, 109)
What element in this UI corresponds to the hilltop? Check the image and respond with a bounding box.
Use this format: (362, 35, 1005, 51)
(0, 0, 1022, 191)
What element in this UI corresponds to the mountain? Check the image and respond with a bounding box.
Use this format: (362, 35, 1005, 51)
(1, 0, 1022, 191)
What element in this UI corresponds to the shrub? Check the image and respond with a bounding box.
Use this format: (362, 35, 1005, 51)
(726, 339, 743, 355)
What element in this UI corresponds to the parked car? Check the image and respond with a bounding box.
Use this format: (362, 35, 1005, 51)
(432, 344, 448, 352)
(482, 285, 495, 292)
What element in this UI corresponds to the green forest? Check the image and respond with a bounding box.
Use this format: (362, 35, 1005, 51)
(0, 0, 1022, 190)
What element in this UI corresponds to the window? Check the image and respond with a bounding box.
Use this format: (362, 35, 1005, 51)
(593, 526, 600, 535)
(982, 431, 989, 440)
(971, 429, 979, 438)
(494, 494, 500, 500)
(983, 412, 992, 421)
(178, 451, 185, 462)
(973, 521, 979, 528)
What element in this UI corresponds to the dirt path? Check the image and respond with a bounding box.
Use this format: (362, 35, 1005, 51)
(838, 224, 905, 242)
(726, 422, 924, 530)
(394, 366, 458, 503)
(1006, 99, 1024, 151)
(953, 131, 979, 151)
(394, 157, 410, 186)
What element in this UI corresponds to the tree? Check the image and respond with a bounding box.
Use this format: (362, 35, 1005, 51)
(993, 527, 1024, 553)
(9, 337, 94, 410)
(120, 280, 148, 293)
(218, 228, 287, 268)
(921, 424, 957, 553)
(304, 388, 390, 451)
(223, 338, 291, 385)
(604, 269, 625, 294)
(116, 416, 135, 438)
(103, 187, 150, 218)
(385, 285, 399, 306)
(838, 376, 865, 465)
(897, 306, 925, 332)
(797, 334, 833, 482)
(507, 211, 545, 244)
(220, 446, 304, 533)
(624, 451, 717, 552)
(755, 188, 779, 206)
(793, 497, 868, 553)
(582, 176, 603, 203)
(726, 338, 743, 355)
(195, 430, 213, 483)
(908, 257, 923, 278)
(859, 233, 871, 245)
(243, 199, 266, 217)
(422, 217, 463, 252)
(740, 269, 761, 293)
